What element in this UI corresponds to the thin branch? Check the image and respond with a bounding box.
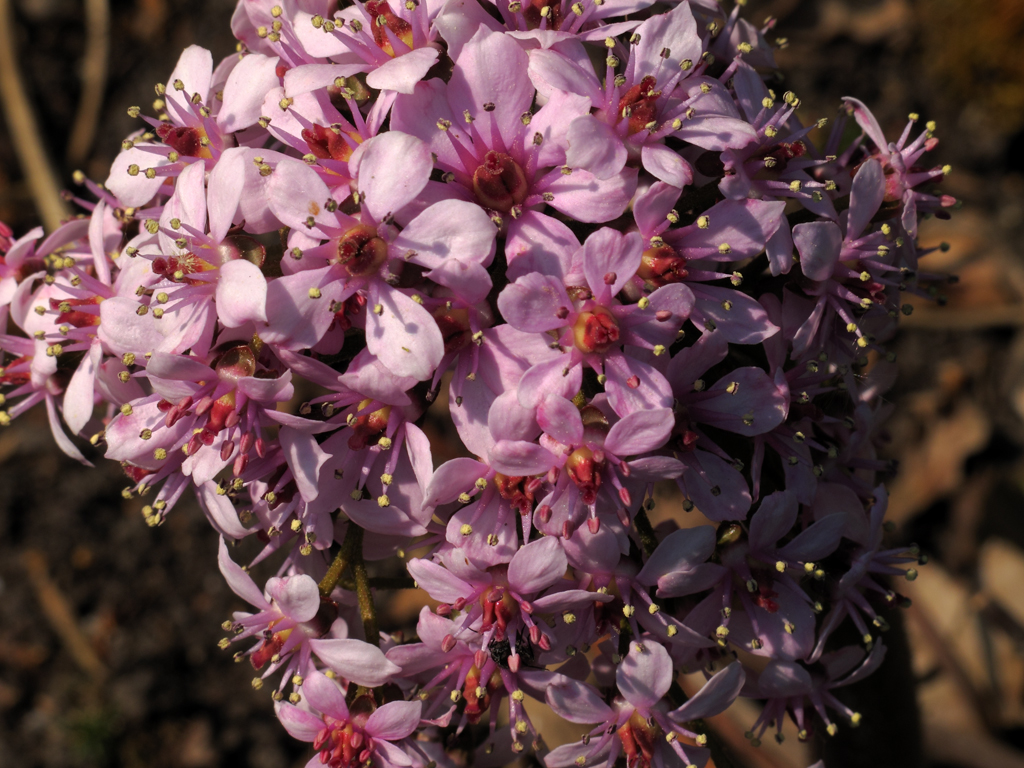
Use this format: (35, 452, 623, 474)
(0, 0, 71, 230)
(66, 0, 111, 165)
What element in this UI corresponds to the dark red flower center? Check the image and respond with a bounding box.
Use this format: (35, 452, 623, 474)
(471, 151, 529, 214)
(617, 76, 661, 136)
(573, 306, 620, 354)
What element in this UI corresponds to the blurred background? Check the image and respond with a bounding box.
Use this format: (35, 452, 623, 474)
(1, 0, 1023, 766)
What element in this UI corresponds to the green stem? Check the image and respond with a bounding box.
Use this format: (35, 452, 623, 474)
(346, 525, 380, 647)
(634, 506, 659, 559)
(318, 544, 349, 598)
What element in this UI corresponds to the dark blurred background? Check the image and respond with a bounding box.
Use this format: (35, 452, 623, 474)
(1, 0, 1024, 766)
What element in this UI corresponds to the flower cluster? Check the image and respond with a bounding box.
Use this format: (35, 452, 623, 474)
(1, 0, 950, 765)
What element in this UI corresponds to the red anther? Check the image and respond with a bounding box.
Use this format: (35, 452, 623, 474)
(603, 271, 617, 285)
(187, 433, 203, 455)
(195, 395, 215, 415)
(924, 136, 939, 151)
(520, 599, 533, 615)
(616, 506, 631, 527)
(619, 462, 631, 478)
(617, 76, 660, 135)
(453, 597, 467, 611)
(220, 440, 235, 461)
(555, 305, 570, 320)
(255, 437, 267, 458)
(474, 650, 488, 669)
(224, 409, 240, 429)
(537, 633, 551, 651)
(573, 306, 620, 354)
(588, 517, 601, 534)
(525, 477, 543, 495)
(626, 375, 640, 389)
(239, 431, 255, 455)
(358, 748, 371, 764)
(165, 407, 183, 428)
(436, 603, 452, 616)
(508, 653, 521, 673)
(471, 151, 529, 213)
(529, 624, 541, 644)
(200, 428, 216, 446)
(618, 487, 632, 507)
(538, 504, 552, 523)
(233, 453, 248, 476)
(313, 729, 330, 751)
(562, 520, 575, 539)
(655, 309, 673, 321)
(441, 634, 457, 652)
(940, 194, 957, 207)
(177, 395, 194, 410)
(156, 399, 173, 412)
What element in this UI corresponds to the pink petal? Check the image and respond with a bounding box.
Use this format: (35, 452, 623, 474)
(604, 407, 673, 456)
(365, 699, 422, 740)
(582, 228, 641, 301)
(219, 53, 281, 133)
(197, 480, 249, 539)
(217, 537, 268, 608)
(280, 427, 329, 503)
(350, 132, 432, 223)
(546, 677, 613, 724)
(748, 491, 798, 552)
(565, 115, 627, 180)
(207, 148, 246, 243)
(275, 703, 323, 742)
(302, 670, 350, 719)
(545, 167, 637, 224)
(616, 639, 673, 711)
(147, 351, 213, 382)
(267, 158, 338, 235)
(365, 48, 439, 94)
(668, 661, 745, 722)
(489, 440, 557, 477)
(216, 259, 268, 327)
(497, 273, 572, 333)
(448, 27, 533, 154)
(366, 284, 444, 381)
(537, 394, 584, 446)
(847, 158, 885, 239)
(267, 574, 321, 622)
(508, 536, 567, 595)
(45, 394, 92, 466)
(516, 354, 581, 410)
(793, 221, 842, 282)
(309, 639, 401, 687)
(62, 341, 101, 435)
(641, 143, 694, 188)
(406, 558, 474, 603)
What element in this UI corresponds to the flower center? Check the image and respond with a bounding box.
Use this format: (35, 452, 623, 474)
(335, 224, 389, 277)
(617, 76, 660, 136)
(365, 0, 414, 56)
(348, 398, 392, 450)
(566, 446, 604, 505)
(573, 306, 620, 354)
(433, 307, 472, 354)
(522, 0, 565, 30)
(472, 151, 529, 213)
(302, 124, 362, 163)
(617, 710, 661, 768)
(638, 244, 687, 286)
(156, 123, 213, 159)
